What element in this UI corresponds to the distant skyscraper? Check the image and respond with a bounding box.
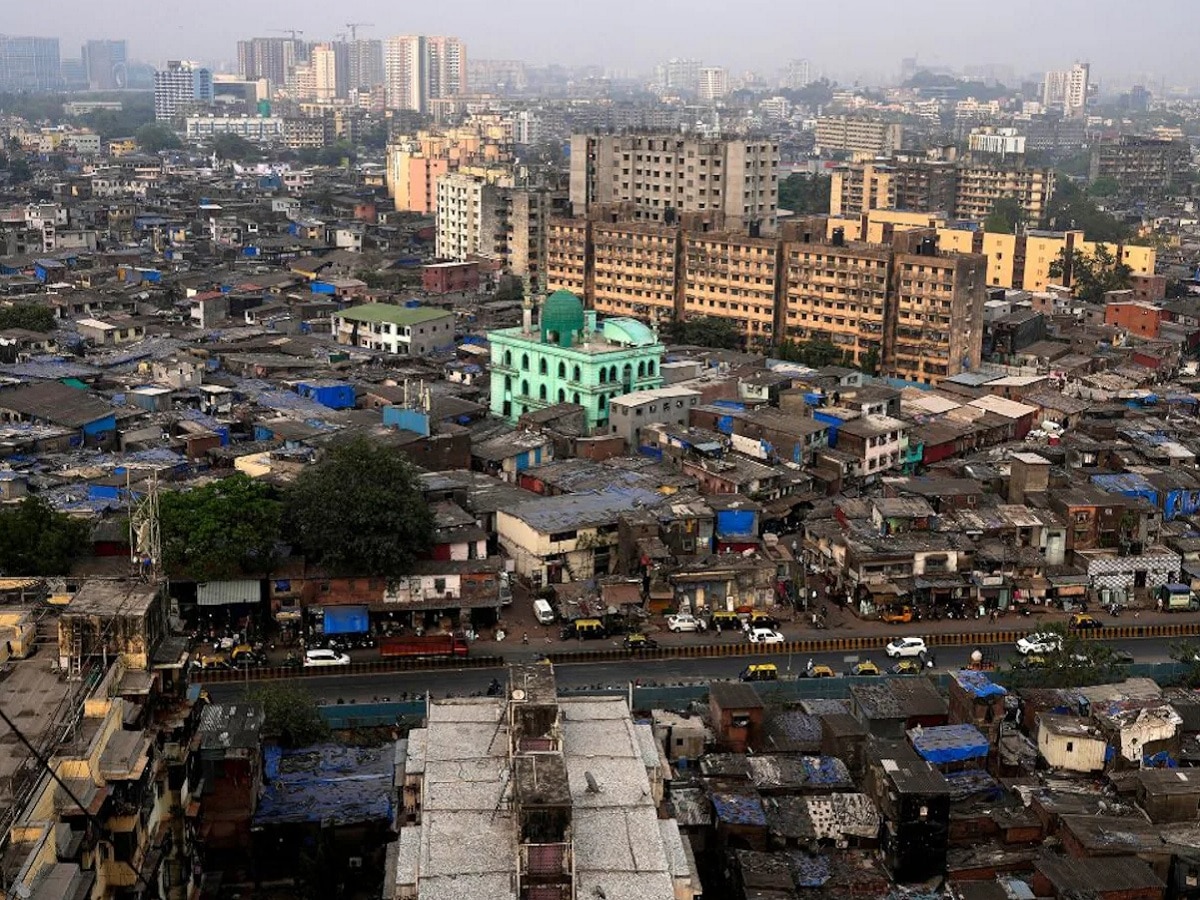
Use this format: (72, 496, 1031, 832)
(237, 37, 303, 95)
(698, 67, 728, 101)
(82, 39, 127, 90)
(384, 35, 466, 112)
(784, 58, 812, 89)
(654, 57, 701, 95)
(310, 44, 338, 101)
(154, 60, 213, 120)
(1043, 61, 1090, 117)
(347, 40, 384, 91)
(0, 35, 61, 92)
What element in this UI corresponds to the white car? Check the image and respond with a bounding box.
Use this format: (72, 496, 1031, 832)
(666, 614, 707, 633)
(747, 628, 785, 644)
(1016, 633, 1061, 656)
(885, 637, 928, 659)
(303, 648, 351, 667)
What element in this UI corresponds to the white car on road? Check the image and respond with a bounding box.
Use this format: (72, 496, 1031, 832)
(885, 637, 928, 658)
(666, 614, 707, 633)
(1016, 633, 1061, 656)
(747, 628, 785, 645)
(303, 648, 351, 667)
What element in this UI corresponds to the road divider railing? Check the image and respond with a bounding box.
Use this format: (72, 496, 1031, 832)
(192, 653, 506, 684)
(546, 621, 1200, 665)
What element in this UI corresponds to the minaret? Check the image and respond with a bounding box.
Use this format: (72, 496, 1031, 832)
(522, 272, 535, 336)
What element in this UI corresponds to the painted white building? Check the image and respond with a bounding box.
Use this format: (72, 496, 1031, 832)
(1038, 714, 1106, 773)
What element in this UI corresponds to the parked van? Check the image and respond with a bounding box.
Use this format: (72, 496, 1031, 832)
(533, 598, 556, 625)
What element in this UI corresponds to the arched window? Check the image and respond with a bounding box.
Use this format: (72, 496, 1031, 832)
(539, 384, 547, 400)
(572, 392, 580, 404)
(573, 365, 581, 382)
(599, 394, 607, 409)
(622, 364, 632, 383)
(557, 361, 566, 379)
(521, 379, 529, 396)
(637, 361, 646, 378)
(504, 376, 512, 391)
(557, 388, 565, 403)
(599, 368, 608, 384)
(647, 360, 656, 376)
(609, 365, 618, 382)
(521, 354, 530, 371)
(503, 350, 512, 367)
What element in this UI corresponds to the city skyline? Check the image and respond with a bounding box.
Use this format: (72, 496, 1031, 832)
(3, 0, 1198, 89)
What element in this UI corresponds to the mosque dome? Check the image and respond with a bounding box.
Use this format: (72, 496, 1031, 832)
(540, 290, 585, 347)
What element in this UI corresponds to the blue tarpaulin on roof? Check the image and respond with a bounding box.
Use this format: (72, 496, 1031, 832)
(323, 606, 369, 634)
(909, 724, 990, 765)
(953, 669, 1007, 698)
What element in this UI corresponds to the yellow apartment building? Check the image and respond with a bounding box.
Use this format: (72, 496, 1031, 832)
(953, 163, 1055, 222)
(546, 218, 590, 297)
(825, 210, 1156, 292)
(779, 238, 891, 367)
(682, 232, 780, 346)
(592, 221, 681, 323)
(890, 244, 987, 384)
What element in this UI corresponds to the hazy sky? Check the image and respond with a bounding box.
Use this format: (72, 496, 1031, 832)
(12, 0, 1197, 87)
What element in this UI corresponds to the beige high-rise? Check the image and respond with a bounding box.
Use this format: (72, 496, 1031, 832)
(569, 133, 778, 234)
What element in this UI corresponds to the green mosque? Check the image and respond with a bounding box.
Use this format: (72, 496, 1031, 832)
(488, 290, 665, 431)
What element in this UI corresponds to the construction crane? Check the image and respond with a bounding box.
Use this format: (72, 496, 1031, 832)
(345, 22, 374, 40)
(270, 29, 305, 40)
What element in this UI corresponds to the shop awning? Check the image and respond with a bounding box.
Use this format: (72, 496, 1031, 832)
(197, 580, 262, 606)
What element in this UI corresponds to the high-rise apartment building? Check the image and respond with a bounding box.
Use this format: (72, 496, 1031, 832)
(953, 163, 1055, 223)
(1043, 62, 1090, 117)
(384, 35, 466, 113)
(814, 116, 905, 157)
(236, 37, 304, 94)
(1089, 135, 1190, 196)
(310, 44, 338, 101)
(569, 133, 779, 234)
(654, 57, 702, 95)
(0, 35, 61, 92)
(346, 40, 384, 92)
(830, 161, 958, 218)
(153, 60, 213, 121)
(547, 215, 988, 382)
(829, 158, 1054, 226)
(82, 39, 126, 90)
(698, 66, 728, 101)
(435, 172, 513, 261)
(784, 58, 812, 89)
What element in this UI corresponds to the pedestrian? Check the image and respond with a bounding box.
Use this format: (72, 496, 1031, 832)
(522, 631, 529, 645)
(1157, 596, 1164, 613)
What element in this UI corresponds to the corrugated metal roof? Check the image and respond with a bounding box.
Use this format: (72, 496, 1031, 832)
(197, 579, 262, 606)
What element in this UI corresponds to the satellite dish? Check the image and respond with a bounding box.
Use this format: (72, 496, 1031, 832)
(511, 689, 526, 701)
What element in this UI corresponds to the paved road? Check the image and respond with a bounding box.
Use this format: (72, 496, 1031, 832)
(205, 635, 1181, 704)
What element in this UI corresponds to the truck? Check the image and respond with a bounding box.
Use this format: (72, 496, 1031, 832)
(379, 633, 470, 659)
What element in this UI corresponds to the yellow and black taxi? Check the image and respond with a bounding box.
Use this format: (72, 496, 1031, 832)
(622, 632, 659, 652)
(708, 610, 742, 631)
(1069, 612, 1102, 630)
(561, 618, 607, 640)
(805, 663, 836, 678)
(890, 659, 923, 675)
(739, 663, 779, 682)
(850, 660, 881, 676)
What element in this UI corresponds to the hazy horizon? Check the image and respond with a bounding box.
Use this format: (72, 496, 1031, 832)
(7, 0, 1198, 89)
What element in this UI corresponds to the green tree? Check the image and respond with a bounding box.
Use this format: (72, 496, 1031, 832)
(211, 133, 260, 162)
(0, 303, 56, 332)
(1048, 244, 1133, 302)
(249, 683, 331, 747)
(1042, 179, 1129, 242)
(662, 316, 743, 349)
(774, 339, 853, 367)
(284, 437, 434, 576)
(160, 474, 282, 580)
(778, 173, 832, 214)
(0, 497, 91, 576)
(984, 197, 1024, 234)
(135, 122, 182, 153)
(1006, 622, 1122, 689)
(1089, 176, 1120, 198)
